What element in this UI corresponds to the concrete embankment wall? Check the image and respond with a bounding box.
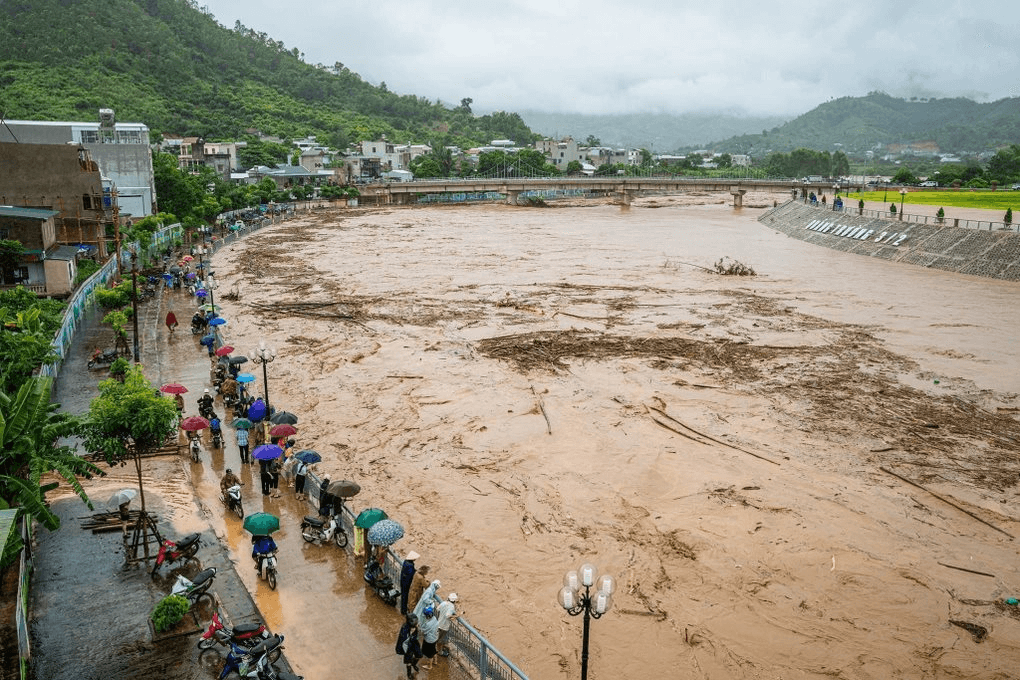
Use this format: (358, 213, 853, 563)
(758, 201, 1020, 281)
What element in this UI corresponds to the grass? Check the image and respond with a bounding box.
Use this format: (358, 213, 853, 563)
(846, 189, 1020, 211)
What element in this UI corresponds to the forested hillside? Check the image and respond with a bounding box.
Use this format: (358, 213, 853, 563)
(0, 0, 537, 148)
(709, 92, 1020, 155)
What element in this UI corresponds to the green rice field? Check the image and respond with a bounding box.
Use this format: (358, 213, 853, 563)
(846, 189, 1020, 211)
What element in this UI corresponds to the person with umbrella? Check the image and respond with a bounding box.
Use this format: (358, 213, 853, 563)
(292, 455, 309, 501)
(165, 310, 178, 335)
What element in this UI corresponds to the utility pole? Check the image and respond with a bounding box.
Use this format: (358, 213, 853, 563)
(131, 250, 140, 363)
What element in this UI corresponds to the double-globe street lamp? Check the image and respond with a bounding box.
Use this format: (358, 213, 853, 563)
(249, 341, 276, 410)
(558, 563, 615, 680)
(899, 188, 907, 221)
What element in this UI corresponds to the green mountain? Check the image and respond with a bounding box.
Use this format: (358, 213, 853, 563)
(705, 92, 1020, 156)
(0, 0, 537, 148)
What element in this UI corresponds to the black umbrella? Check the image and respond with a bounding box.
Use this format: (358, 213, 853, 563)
(269, 411, 298, 425)
(229, 356, 248, 365)
(169, 265, 182, 274)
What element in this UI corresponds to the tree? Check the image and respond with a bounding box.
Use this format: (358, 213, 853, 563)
(1005, 207, 1013, 226)
(0, 377, 102, 563)
(77, 365, 179, 561)
(458, 98, 473, 114)
(0, 240, 25, 284)
(890, 203, 897, 215)
(0, 307, 60, 395)
(936, 207, 945, 223)
(716, 153, 732, 169)
(831, 150, 851, 177)
(892, 167, 919, 185)
(566, 160, 582, 175)
(585, 135, 601, 147)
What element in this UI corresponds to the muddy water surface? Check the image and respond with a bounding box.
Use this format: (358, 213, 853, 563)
(202, 194, 1020, 679)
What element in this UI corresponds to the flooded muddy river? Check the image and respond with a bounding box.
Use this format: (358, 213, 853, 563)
(198, 193, 1020, 679)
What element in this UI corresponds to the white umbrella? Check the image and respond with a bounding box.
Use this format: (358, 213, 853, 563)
(107, 488, 138, 510)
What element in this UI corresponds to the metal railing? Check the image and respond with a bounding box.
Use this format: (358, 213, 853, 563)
(800, 200, 1020, 232)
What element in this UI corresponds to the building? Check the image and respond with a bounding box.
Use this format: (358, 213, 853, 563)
(535, 137, 583, 170)
(0, 111, 156, 219)
(0, 142, 114, 258)
(359, 139, 411, 172)
(0, 206, 79, 297)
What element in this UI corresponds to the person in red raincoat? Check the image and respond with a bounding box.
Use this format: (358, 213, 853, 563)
(165, 311, 178, 334)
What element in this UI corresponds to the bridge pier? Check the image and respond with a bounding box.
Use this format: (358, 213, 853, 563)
(506, 190, 520, 206)
(730, 186, 747, 208)
(619, 188, 633, 206)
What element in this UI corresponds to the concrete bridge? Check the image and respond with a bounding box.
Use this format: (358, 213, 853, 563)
(357, 177, 858, 207)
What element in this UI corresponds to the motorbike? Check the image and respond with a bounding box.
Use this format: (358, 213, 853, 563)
(87, 348, 120, 370)
(218, 635, 301, 680)
(254, 550, 279, 591)
(171, 567, 217, 606)
(187, 433, 201, 463)
(223, 484, 244, 519)
(211, 425, 223, 449)
(364, 560, 399, 606)
(299, 512, 347, 548)
(152, 532, 201, 574)
(197, 610, 273, 653)
(199, 401, 217, 421)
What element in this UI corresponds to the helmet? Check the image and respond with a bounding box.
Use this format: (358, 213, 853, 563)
(204, 388, 210, 393)
(226, 468, 232, 474)
(423, 605, 435, 617)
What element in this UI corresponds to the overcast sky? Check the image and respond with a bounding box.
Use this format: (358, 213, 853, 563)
(199, 0, 1020, 117)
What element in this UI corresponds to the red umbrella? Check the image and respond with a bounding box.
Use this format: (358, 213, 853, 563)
(269, 424, 297, 438)
(160, 383, 188, 394)
(214, 345, 235, 357)
(180, 415, 210, 432)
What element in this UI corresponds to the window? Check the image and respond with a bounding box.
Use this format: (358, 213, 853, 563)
(83, 194, 93, 210)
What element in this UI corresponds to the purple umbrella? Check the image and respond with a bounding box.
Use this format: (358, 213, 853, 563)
(247, 399, 268, 421)
(196, 289, 208, 298)
(252, 444, 283, 461)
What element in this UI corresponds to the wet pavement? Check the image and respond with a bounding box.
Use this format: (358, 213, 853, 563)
(31, 250, 444, 680)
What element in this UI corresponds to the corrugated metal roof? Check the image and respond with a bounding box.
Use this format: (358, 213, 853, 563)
(47, 245, 81, 260)
(0, 205, 60, 220)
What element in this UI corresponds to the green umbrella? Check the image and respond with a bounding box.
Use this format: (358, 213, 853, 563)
(243, 512, 280, 535)
(232, 417, 253, 430)
(354, 507, 388, 529)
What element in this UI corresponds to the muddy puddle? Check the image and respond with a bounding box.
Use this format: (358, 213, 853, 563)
(177, 192, 1020, 678)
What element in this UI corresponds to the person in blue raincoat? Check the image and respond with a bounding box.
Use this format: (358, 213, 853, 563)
(251, 534, 277, 575)
(412, 580, 442, 625)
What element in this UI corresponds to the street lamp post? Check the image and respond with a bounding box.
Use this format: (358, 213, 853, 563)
(559, 563, 615, 680)
(250, 341, 276, 410)
(832, 183, 840, 211)
(899, 188, 907, 221)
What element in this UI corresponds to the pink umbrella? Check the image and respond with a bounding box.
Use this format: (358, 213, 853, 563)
(269, 424, 297, 438)
(214, 345, 235, 357)
(180, 416, 210, 432)
(159, 383, 188, 394)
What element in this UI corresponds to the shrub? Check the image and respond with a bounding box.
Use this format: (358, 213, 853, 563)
(151, 594, 190, 632)
(889, 204, 896, 214)
(95, 287, 130, 310)
(74, 260, 101, 286)
(1006, 208, 1013, 226)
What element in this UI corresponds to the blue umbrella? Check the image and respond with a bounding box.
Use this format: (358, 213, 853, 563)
(294, 450, 321, 464)
(367, 519, 405, 546)
(208, 317, 227, 327)
(236, 373, 256, 384)
(162, 273, 173, 282)
(200, 334, 216, 346)
(252, 444, 283, 461)
(247, 399, 268, 421)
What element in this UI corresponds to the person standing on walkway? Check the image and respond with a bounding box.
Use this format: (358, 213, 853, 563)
(293, 458, 308, 500)
(400, 551, 420, 615)
(236, 426, 250, 464)
(436, 592, 458, 658)
(412, 578, 441, 625)
(419, 605, 440, 670)
(165, 311, 178, 334)
(399, 616, 422, 679)
(269, 455, 282, 498)
(259, 458, 272, 496)
(408, 565, 430, 618)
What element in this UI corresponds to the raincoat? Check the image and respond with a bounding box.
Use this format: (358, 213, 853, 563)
(412, 580, 442, 623)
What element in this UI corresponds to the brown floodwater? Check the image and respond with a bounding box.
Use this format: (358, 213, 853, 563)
(195, 193, 1020, 679)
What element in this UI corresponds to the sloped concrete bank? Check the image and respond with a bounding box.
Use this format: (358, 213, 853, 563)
(759, 200, 1020, 281)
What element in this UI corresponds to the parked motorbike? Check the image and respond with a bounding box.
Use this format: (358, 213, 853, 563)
(87, 348, 120, 370)
(197, 610, 273, 653)
(223, 484, 244, 519)
(299, 512, 347, 548)
(152, 532, 201, 574)
(364, 561, 399, 606)
(218, 635, 301, 680)
(171, 567, 217, 606)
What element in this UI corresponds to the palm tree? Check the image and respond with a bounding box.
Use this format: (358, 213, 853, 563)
(0, 377, 102, 564)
